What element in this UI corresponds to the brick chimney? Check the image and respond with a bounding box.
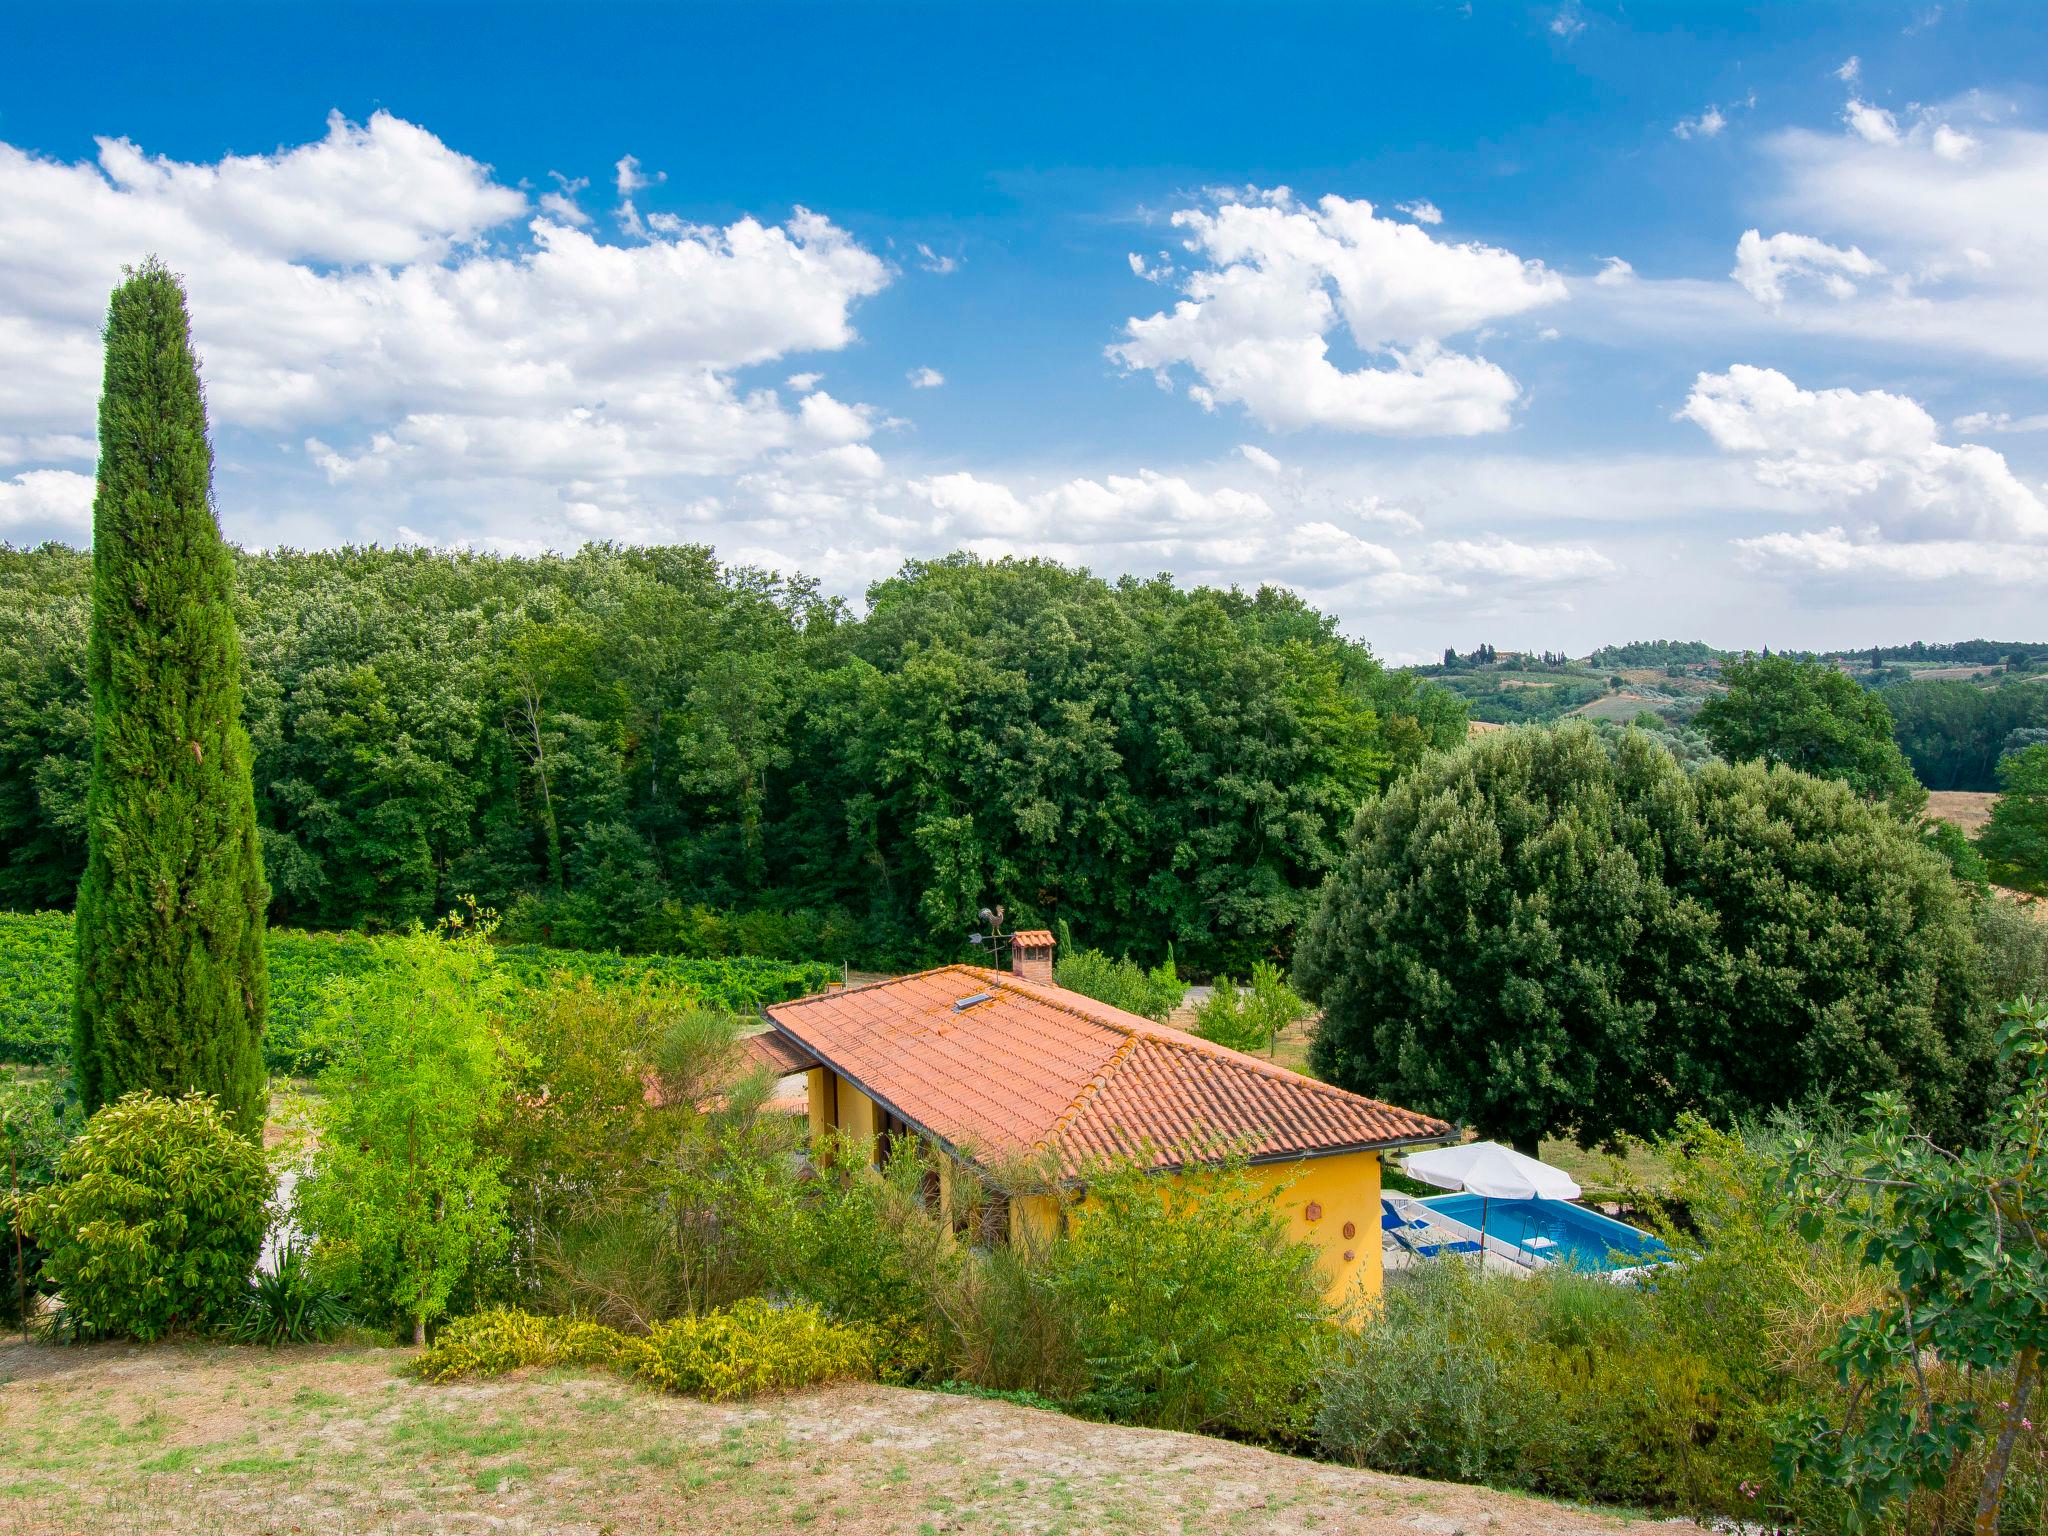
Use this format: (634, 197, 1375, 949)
(1009, 929, 1055, 986)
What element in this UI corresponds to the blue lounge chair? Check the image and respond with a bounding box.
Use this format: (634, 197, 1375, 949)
(1382, 1198, 1482, 1260)
(1380, 1196, 1428, 1233)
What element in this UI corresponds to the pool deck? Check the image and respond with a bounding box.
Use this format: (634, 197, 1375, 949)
(1381, 1194, 1534, 1276)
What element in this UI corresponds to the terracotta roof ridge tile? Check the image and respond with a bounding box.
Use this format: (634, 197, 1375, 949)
(1044, 1031, 1138, 1152)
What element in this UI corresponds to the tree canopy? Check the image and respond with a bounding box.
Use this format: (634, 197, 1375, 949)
(1297, 724, 1993, 1151)
(1696, 654, 1924, 815)
(1883, 677, 2048, 792)
(1982, 743, 2048, 894)
(71, 262, 267, 1133)
(0, 544, 1465, 973)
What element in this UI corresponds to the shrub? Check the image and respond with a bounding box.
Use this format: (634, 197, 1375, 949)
(1052, 947, 1186, 1022)
(232, 1238, 352, 1345)
(0, 1075, 79, 1326)
(1192, 961, 1311, 1055)
(295, 923, 513, 1344)
(1317, 1257, 1735, 1510)
(1316, 1257, 1513, 1482)
(771, 1132, 950, 1381)
(1048, 1158, 1331, 1440)
(413, 1306, 626, 1384)
(14, 1092, 270, 1340)
(412, 1299, 878, 1401)
(623, 1297, 880, 1400)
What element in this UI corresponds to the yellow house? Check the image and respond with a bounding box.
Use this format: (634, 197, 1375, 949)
(748, 931, 1452, 1305)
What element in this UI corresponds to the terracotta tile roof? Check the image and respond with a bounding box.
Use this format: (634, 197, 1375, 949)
(738, 1030, 820, 1076)
(764, 966, 1451, 1179)
(1010, 929, 1055, 947)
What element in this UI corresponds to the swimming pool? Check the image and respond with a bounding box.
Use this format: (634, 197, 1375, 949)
(1418, 1195, 1669, 1273)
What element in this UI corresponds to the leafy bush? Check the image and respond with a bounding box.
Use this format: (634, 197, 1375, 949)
(232, 1238, 352, 1344)
(414, 1300, 878, 1401)
(624, 1297, 880, 1400)
(412, 1306, 626, 1383)
(1052, 946, 1186, 1022)
(1774, 999, 2048, 1533)
(768, 1132, 953, 1381)
(1192, 961, 1310, 1055)
(14, 1092, 270, 1340)
(1048, 1159, 1331, 1440)
(1316, 1257, 1515, 1482)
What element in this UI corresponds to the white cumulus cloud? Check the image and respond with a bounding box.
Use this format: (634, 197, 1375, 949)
(1686, 365, 2048, 584)
(1732, 229, 1882, 305)
(0, 468, 93, 536)
(907, 366, 945, 389)
(1844, 99, 1903, 146)
(1110, 188, 1566, 436)
(0, 112, 894, 526)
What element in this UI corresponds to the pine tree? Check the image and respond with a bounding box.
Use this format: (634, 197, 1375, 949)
(73, 260, 268, 1135)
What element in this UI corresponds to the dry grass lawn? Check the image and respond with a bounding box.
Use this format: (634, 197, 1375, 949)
(0, 1340, 1686, 1536)
(1925, 790, 2001, 835)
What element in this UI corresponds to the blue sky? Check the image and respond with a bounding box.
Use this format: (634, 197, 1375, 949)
(4, 1, 2046, 658)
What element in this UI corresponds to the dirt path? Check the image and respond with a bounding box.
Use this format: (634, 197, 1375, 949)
(0, 1340, 1689, 1536)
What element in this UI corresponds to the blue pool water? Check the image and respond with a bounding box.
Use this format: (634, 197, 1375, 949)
(1419, 1195, 1669, 1272)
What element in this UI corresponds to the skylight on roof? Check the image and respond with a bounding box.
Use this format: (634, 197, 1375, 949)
(951, 991, 995, 1012)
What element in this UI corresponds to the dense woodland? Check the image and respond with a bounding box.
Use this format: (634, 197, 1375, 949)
(0, 542, 1465, 972)
(1883, 677, 2048, 791)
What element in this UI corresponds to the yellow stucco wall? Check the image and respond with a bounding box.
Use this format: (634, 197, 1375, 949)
(1250, 1149, 1384, 1307)
(805, 1067, 1385, 1306)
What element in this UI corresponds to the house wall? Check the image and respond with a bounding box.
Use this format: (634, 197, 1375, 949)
(1016, 1151, 1383, 1308)
(808, 1066, 882, 1142)
(805, 1066, 1386, 1308)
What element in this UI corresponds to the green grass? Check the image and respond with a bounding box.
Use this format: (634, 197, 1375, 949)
(0, 1340, 1647, 1534)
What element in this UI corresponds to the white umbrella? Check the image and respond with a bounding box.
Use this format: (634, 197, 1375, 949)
(1402, 1141, 1581, 1258)
(1403, 1141, 1581, 1200)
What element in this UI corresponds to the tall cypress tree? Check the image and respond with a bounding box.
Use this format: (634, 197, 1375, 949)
(73, 260, 268, 1135)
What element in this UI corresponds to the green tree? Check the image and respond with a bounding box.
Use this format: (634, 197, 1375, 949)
(1697, 654, 1924, 815)
(1777, 998, 2048, 1535)
(1298, 725, 1709, 1153)
(1193, 961, 1312, 1056)
(295, 917, 514, 1344)
(1298, 725, 1989, 1151)
(1885, 678, 2048, 791)
(1981, 743, 2048, 894)
(72, 262, 268, 1134)
(1053, 945, 1187, 1022)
